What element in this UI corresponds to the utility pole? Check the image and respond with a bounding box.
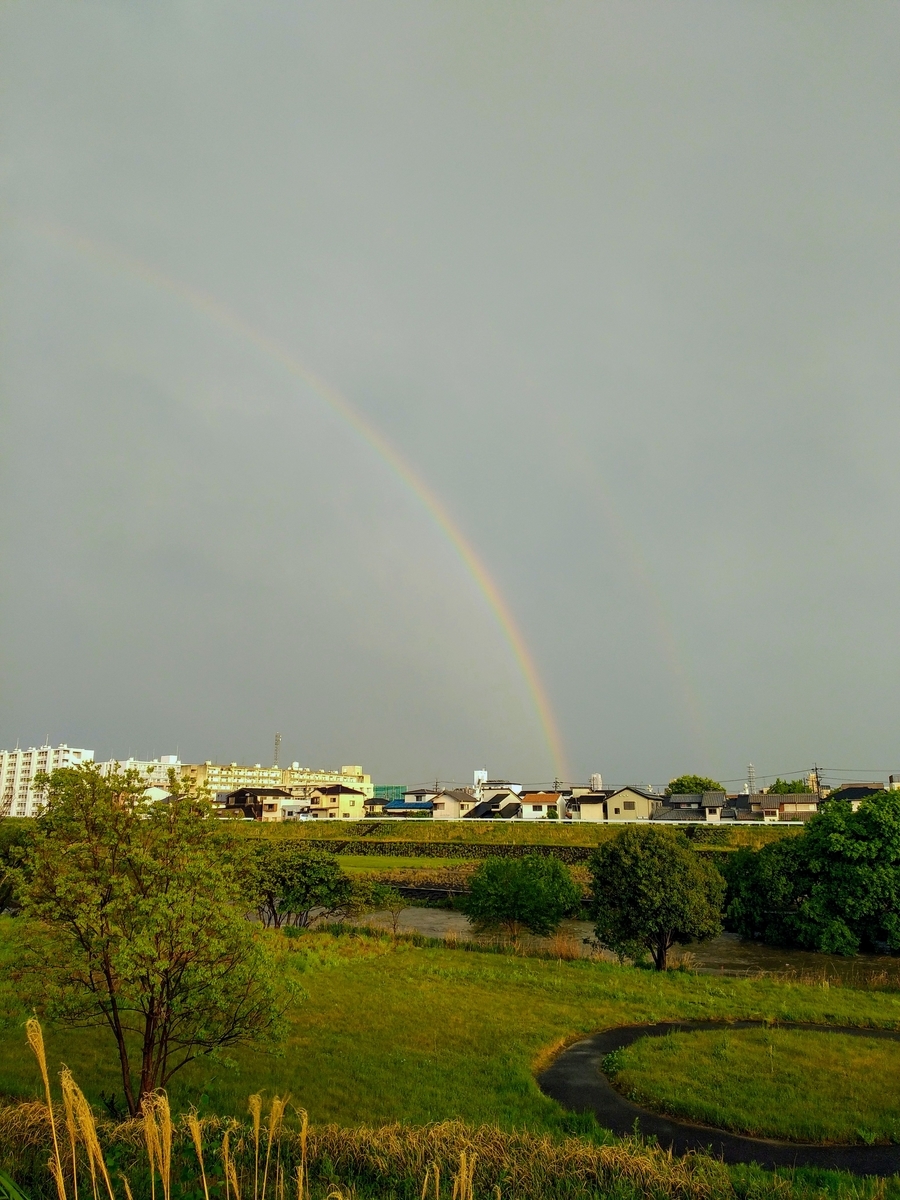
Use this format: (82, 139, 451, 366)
(273, 732, 282, 769)
(812, 763, 822, 803)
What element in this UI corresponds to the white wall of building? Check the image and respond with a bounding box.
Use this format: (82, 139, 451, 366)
(0, 744, 95, 817)
(97, 756, 181, 788)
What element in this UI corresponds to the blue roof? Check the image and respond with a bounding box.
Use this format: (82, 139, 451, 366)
(384, 800, 433, 811)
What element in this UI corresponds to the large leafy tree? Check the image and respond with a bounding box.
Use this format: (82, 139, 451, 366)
(463, 854, 581, 937)
(665, 775, 722, 796)
(590, 825, 724, 970)
(248, 841, 356, 928)
(724, 792, 900, 954)
(14, 764, 282, 1115)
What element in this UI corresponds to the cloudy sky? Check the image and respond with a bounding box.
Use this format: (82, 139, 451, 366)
(3, 2, 900, 789)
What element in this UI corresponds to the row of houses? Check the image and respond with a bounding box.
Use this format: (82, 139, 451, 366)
(218, 777, 890, 824)
(3, 744, 892, 824)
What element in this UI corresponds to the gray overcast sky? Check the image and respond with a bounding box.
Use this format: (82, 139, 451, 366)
(3, 1, 900, 788)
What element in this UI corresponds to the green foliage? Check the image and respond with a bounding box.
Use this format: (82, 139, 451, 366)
(0, 1169, 29, 1200)
(0, 822, 30, 914)
(462, 855, 580, 936)
(13, 764, 282, 1114)
(665, 775, 722, 796)
(724, 791, 900, 955)
(249, 842, 356, 928)
(768, 778, 812, 794)
(589, 826, 725, 970)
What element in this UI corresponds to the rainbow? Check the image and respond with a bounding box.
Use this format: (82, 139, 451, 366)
(23, 218, 570, 779)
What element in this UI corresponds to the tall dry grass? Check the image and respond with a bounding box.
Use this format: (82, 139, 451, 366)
(2, 1021, 892, 1200)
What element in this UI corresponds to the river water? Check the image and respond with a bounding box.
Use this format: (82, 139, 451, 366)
(359, 906, 900, 983)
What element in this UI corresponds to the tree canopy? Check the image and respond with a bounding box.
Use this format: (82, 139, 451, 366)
(665, 775, 722, 796)
(462, 854, 580, 937)
(589, 825, 724, 969)
(248, 841, 356, 928)
(767, 777, 812, 794)
(724, 791, 900, 955)
(14, 764, 282, 1114)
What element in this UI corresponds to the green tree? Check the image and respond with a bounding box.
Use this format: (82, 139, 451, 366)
(589, 825, 724, 970)
(249, 841, 354, 928)
(724, 791, 900, 955)
(14, 764, 281, 1115)
(665, 775, 723, 796)
(0, 819, 29, 913)
(462, 854, 580, 938)
(767, 777, 812, 794)
(373, 884, 407, 936)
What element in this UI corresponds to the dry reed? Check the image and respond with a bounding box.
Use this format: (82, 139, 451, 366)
(25, 1018, 66, 1200)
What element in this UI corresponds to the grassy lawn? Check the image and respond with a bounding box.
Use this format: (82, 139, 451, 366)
(609, 1026, 900, 1144)
(2, 918, 900, 1137)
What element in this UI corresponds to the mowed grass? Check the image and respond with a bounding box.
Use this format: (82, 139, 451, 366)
(611, 1026, 900, 1144)
(3, 917, 900, 1140)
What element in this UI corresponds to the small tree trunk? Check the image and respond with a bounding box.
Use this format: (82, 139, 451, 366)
(652, 933, 670, 971)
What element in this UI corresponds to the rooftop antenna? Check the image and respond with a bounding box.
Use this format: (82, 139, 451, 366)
(273, 732, 282, 768)
(748, 763, 756, 794)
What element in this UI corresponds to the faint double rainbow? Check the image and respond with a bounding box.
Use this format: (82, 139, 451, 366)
(23, 218, 570, 779)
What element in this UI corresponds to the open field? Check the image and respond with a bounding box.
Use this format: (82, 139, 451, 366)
(2, 918, 900, 1131)
(610, 1026, 900, 1144)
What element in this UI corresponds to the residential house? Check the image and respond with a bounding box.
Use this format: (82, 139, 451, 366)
(464, 792, 521, 819)
(606, 787, 661, 821)
(223, 787, 293, 821)
(518, 791, 563, 820)
(308, 784, 367, 819)
(653, 791, 726, 823)
(431, 788, 477, 819)
(822, 782, 885, 811)
(382, 798, 434, 817)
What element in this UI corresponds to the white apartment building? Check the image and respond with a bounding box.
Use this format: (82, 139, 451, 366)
(0, 744, 95, 818)
(97, 755, 181, 788)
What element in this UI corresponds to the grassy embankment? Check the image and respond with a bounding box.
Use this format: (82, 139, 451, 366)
(233, 819, 797, 851)
(608, 1026, 900, 1144)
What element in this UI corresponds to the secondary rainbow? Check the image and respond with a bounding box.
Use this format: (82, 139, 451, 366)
(26, 219, 569, 780)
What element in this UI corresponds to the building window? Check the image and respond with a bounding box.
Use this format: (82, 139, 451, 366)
(623, 801, 635, 811)
(532, 805, 543, 812)
(614, 807, 620, 814)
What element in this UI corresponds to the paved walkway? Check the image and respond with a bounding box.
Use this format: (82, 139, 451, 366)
(537, 1021, 900, 1175)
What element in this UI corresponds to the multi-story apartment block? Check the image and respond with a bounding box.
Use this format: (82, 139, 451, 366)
(182, 760, 373, 799)
(182, 761, 284, 792)
(0, 744, 94, 817)
(282, 763, 373, 799)
(97, 755, 181, 787)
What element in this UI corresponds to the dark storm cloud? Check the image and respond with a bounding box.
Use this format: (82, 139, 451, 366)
(2, 2, 900, 787)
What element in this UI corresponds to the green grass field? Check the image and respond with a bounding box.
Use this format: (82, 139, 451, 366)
(610, 1026, 900, 1144)
(2, 917, 899, 1136)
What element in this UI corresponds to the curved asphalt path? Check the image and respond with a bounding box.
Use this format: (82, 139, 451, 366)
(537, 1021, 900, 1175)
